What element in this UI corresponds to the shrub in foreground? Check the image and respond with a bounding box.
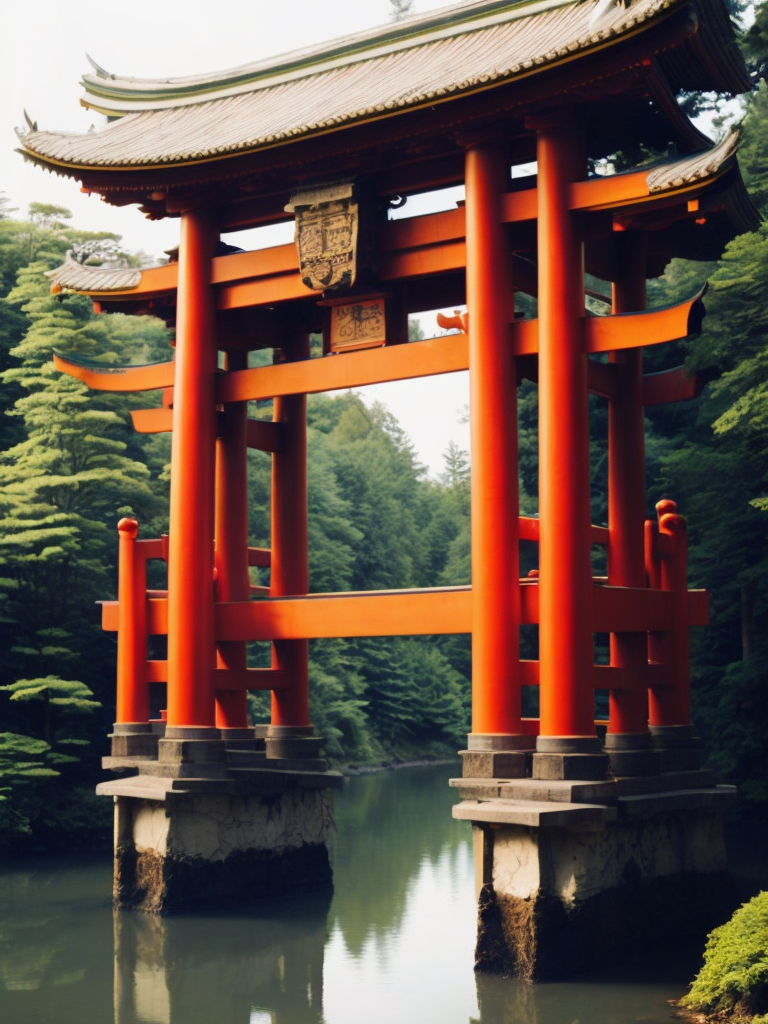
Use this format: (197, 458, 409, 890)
(680, 891, 768, 1023)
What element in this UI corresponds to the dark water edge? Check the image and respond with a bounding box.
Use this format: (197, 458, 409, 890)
(0, 765, 765, 1024)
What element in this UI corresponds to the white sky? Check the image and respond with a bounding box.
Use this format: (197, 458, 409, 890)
(1, 0, 471, 477)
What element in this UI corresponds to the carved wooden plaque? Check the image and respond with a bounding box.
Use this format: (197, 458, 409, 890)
(287, 182, 359, 293)
(329, 297, 387, 352)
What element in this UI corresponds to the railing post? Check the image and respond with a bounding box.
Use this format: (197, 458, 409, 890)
(649, 500, 690, 729)
(109, 517, 157, 760)
(116, 517, 149, 726)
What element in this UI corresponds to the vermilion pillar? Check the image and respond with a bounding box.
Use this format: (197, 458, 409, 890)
(533, 120, 596, 745)
(608, 233, 651, 739)
(116, 517, 149, 726)
(215, 348, 251, 731)
(166, 207, 218, 730)
(464, 140, 526, 744)
(270, 333, 311, 732)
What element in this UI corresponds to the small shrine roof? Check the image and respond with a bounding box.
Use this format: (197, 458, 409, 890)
(46, 252, 143, 292)
(645, 129, 739, 193)
(19, 0, 748, 174)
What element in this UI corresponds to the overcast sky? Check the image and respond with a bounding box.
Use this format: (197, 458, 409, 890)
(1, 0, 470, 476)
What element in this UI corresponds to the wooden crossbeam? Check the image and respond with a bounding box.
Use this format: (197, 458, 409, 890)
(99, 582, 708, 638)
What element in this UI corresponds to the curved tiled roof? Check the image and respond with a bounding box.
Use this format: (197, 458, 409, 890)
(46, 252, 142, 292)
(18, 0, 748, 173)
(645, 130, 740, 193)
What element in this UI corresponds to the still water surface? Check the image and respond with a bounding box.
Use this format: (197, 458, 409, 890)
(0, 764, 715, 1024)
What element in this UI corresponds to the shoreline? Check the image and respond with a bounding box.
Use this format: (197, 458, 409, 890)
(336, 755, 460, 776)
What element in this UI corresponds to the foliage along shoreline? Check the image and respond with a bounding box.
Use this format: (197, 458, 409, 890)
(676, 891, 768, 1024)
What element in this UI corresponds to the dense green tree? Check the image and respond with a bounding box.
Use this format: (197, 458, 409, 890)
(642, 47, 768, 811)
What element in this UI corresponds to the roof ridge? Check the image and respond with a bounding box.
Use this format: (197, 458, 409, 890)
(79, 0, 584, 113)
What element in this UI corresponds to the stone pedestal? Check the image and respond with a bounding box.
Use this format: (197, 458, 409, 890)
(99, 723, 342, 914)
(459, 733, 536, 779)
(452, 771, 736, 979)
(100, 771, 341, 913)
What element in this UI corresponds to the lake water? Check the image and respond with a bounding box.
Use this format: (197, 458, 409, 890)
(0, 763, 758, 1024)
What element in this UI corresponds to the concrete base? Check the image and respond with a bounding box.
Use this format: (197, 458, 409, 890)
(452, 771, 736, 979)
(460, 733, 537, 779)
(99, 722, 342, 914)
(101, 772, 341, 913)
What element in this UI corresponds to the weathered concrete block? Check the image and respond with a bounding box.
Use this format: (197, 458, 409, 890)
(113, 784, 336, 913)
(460, 749, 531, 779)
(110, 732, 160, 759)
(531, 752, 608, 781)
(471, 796, 734, 979)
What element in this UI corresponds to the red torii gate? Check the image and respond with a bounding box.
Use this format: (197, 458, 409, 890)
(23, 0, 756, 954)
(53, 147, 714, 776)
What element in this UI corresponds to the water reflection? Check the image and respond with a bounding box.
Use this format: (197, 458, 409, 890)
(0, 764, 710, 1024)
(473, 972, 677, 1024)
(113, 894, 329, 1024)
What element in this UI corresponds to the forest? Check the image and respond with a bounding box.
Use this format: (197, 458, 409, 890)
(0, 5, 766, 852)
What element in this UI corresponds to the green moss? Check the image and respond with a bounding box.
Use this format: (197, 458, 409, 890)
(680, 892, 768, 1021)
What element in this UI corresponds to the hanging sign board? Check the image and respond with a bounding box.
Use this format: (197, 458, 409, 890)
(287, 182, 361, 293)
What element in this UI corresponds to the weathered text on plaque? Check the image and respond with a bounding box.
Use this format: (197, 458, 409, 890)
(287, 182, 360, 293)
(329, 297, 387, 352)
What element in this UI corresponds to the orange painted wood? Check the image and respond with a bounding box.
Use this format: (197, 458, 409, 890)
(115, 519, 149, 724)
(642, 366, 700, 405)
(379, 241, 466, 282)
(211, 244, 296, 284)
(649, 508, 692, 727)
(593, 586, 672, 632)
(499, 189, 539, 222)
(214, 668, 288, 691)
(131, 407, 173, 433)
(519, 517, 608, 547)
(382, 206, 465, 251)
(248, 547, 271, 567)
(510, 318, 539, 356)
(520, 660, 540, 686)
(145, 660, 168, 683)
(247, 419, 284, 451)
(129, 408, 285, 449)
(218, 271, 309, 310)
(607, 236, 650, 735)
(585, 292, 703, 353)
(100, 597, 167, 634)
(465, 141, 522, 737)
(53, 353, 175, 392)
(215, 348, 251, 729)
(138, 536, 167, 560)
(588, 359, 619, 400)
(216, 587, 472, 641)
(165, 208, 218, 728)
(270, 334, 311, 729)
(500, 168, 707, 226)
(568, 169, 652, 210)
(217, 333, 470, 402)
(102, 580, 705, 641)
(535, 122, 595, 740)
